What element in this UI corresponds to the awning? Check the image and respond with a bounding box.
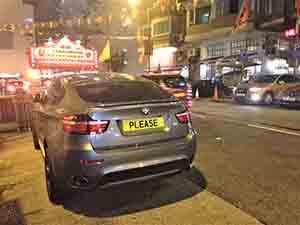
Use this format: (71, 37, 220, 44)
(218, 61, 261, 69)
(200, 56, 224, 64)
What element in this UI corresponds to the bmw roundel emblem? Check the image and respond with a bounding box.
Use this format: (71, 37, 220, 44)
(141, 107, 151, 115)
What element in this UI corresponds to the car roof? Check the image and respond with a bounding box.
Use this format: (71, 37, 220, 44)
(60, 72, 150, 87)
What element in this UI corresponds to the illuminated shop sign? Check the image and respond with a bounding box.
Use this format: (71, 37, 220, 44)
(28, 36, 98, 70)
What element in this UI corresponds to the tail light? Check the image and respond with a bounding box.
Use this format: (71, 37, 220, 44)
(176, 111, 191, 124)
(63, 115, 109, 134)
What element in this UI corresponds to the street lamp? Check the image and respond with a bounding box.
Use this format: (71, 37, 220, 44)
(128, 0, 138, 7)
(123, 17, 132, 26)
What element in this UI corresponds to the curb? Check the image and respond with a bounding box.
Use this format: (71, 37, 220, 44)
(0, 133, 30, 144)
(193, 97, 234, 103)
(0, 123, 19, 133)
(192, 110, 300, 132)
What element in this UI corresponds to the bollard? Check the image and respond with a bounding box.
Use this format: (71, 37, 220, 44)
(213, 84, 219, 101)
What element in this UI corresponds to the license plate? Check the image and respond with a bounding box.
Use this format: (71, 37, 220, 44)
(236, 93, 246, 97)
(122, 117, 165, 132)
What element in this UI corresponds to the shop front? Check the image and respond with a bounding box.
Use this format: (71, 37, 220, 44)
(25, 36, 98, 95)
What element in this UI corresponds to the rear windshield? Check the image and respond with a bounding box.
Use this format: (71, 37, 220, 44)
(76, 81, 173, 104)
(250, 75, 279, 83)
(163, 77, 187, 88)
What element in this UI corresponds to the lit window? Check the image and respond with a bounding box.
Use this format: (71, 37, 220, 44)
(153, 20, 170, 36)
(195, 7, 210, 24)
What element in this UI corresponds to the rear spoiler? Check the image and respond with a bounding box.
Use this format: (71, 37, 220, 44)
(93, 99, 179, 108)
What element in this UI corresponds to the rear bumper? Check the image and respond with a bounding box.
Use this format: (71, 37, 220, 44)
(279, 100, 300, 108)
(56, 134, 196, 190)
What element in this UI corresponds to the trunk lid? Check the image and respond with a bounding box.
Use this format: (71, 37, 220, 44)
(87, 101, 188, 151)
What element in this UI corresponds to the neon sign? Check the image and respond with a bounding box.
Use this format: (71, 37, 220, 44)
(28, 37, 98, 70)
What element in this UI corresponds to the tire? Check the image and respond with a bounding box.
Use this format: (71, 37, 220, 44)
(31, 129, 40, 150)
(264, 92, 273, 105)
(234, 98, 246, 105)
(44, 155, 64, 205)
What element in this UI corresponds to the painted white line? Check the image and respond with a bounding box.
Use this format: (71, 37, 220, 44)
(248, 124, 300, 137)
(191, 113, 207, 119)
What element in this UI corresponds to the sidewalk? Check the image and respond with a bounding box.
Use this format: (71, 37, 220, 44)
(0, 122, 18, 133)
(0, 123, 30, 144)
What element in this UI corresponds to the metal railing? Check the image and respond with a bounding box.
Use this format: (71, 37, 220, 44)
(0, 95, 32, 131)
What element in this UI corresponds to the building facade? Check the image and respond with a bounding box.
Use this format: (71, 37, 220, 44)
(255, 0, 295, 32)
(137, 0, 296, 95)
(0, 0, 33, 75)
(185, 0, 266, 83)
(137, 0, 186, 73)
(23, 0, 143, 75)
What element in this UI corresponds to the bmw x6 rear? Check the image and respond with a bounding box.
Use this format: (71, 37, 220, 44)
(31, 73, 197, 204)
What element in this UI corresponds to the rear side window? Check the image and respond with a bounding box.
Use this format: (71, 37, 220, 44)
(163, 77, 187, 88)
(76, 81, 172, 103)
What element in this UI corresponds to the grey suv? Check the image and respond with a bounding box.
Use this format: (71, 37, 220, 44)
(31, 73, 197, 204)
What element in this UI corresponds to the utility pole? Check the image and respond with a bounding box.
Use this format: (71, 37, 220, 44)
(107, 13, 112, 72)
(146, 8, 151, 73)
(295, 0, 300, 75)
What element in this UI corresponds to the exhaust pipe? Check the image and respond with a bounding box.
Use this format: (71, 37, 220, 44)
(72, 176, 89, 187)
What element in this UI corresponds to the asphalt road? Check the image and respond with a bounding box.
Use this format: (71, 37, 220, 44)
(192, 100, 300, 225)
(1, 100, 299, 225)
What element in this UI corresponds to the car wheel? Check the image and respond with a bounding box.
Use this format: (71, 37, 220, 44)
(264, 93, 273, 105)
(234, 98, 245, 105)
(31, 129, 40, 150)
(44, 155, 64, 205)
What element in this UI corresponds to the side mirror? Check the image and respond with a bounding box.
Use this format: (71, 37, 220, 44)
(33, 94, 41, 103)
(278, 80, 285, 85)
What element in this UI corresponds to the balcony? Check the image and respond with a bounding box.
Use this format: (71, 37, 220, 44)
(186, 14, 237, 42)
(254, 0, 296, 31)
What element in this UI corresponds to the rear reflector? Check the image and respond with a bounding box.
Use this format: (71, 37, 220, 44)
(80, 159, 104, 166)
(63, 115, 109, 134)
(176, 111, 191, 124)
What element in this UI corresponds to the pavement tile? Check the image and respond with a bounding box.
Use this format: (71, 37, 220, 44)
(113, 190, 263, 225)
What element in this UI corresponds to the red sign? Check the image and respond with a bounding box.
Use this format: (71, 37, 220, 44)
(235, 0, 249, 29)
(285, 28, 297, 37)
(296, 0, 300, 15)
(28, 37, 98, 70)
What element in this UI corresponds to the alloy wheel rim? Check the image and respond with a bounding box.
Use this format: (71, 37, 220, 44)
(265, 94, 273, 104)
